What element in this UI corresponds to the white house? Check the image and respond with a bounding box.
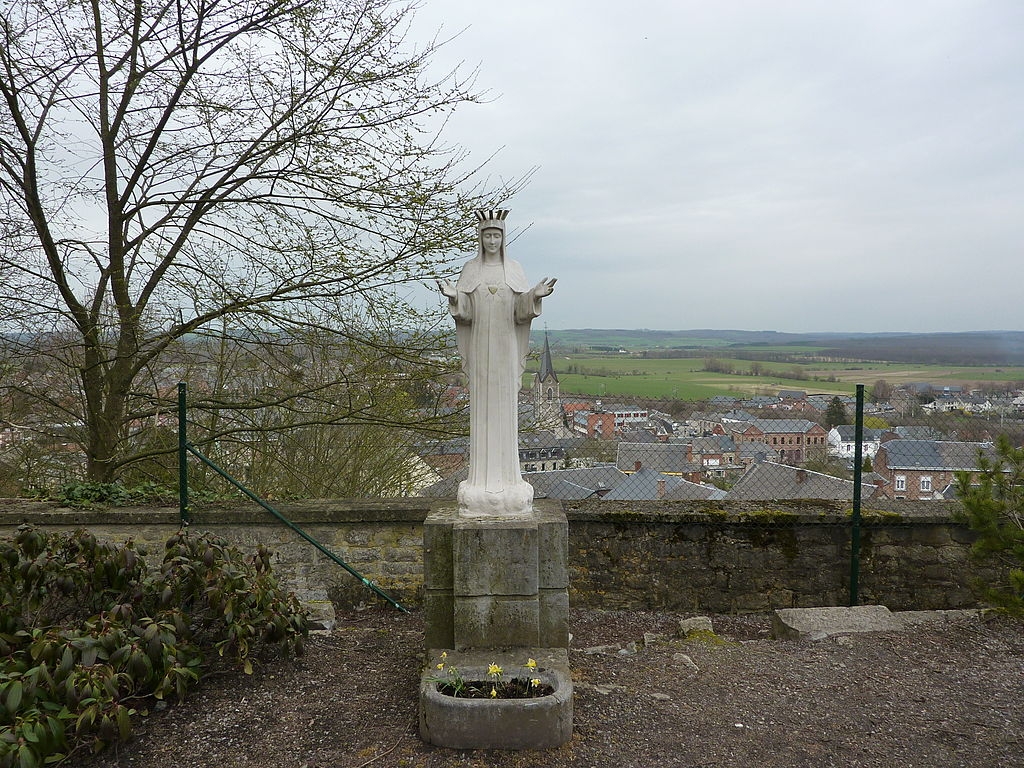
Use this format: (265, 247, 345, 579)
(827, 425, 883, 461)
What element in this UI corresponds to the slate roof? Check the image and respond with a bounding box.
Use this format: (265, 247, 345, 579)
(601, 468, 724, 500)
(722, 417, 824, 436)
(416, 437, 469, 457)
(617, 428, 663, 444)
(709, 396, 739, 407)
(889, 425, 945, 441)
(739, 443, 776, 462)
(690, 435, 737, 454)
(519, 430, 582, 451)
(861, 471, 887, 487)
(616, 442, 692, 473)
(662, 480, 728, 501)
(777, 390, 807, 400)
(649, 416, 675, 435)
(420, 463, 628, 500)
(750, 418, 824, 434)
(741, 396, 781, 408)
(418, 431, 580, 459)
(524, 465, 627, 499)
(877, 439, 992, 471)
(529, 478, 599, 500)
(726, 461, 878, 501)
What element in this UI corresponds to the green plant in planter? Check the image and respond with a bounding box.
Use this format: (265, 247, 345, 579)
(427, 652, 467, 698)
(428, 657, 554, 700)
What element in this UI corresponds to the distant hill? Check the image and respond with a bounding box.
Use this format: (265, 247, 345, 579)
(807, 332, 1024, 366)
(532, 329, 1024, 366)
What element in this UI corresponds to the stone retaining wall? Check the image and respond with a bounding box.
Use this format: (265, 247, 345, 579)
(0, 498, 1001, 613)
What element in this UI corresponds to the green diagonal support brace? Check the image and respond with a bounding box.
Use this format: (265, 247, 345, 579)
(176, 382, 407, 613)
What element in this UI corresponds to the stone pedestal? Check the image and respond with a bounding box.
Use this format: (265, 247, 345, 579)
(420, 500, 572, 749)
(422, 501, 569, 651)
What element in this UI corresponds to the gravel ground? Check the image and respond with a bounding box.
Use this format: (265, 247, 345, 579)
(79, 608, 1023, 768)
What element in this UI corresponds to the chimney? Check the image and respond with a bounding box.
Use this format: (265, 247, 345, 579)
(796, 469, 807, 484)
(656, 479, 666, 499)
(635, 461, 642, 472)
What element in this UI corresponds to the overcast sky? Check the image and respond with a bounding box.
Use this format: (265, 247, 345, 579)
(409, 0, 1024, 334)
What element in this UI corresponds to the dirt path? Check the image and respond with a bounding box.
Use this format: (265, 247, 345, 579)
(80, 608, 1024, 768)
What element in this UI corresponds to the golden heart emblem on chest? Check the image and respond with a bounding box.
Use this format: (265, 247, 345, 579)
(488, 285, 498, 294)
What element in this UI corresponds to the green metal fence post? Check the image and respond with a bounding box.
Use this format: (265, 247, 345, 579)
(178, 382, 190, 524)
(849, 382, 865, 605)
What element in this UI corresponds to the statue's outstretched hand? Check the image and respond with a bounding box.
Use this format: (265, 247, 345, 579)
(533, 277, 557, 298)
(437, 279, 458, 300)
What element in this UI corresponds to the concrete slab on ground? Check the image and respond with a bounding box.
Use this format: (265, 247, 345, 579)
(771, 605, 980, 641)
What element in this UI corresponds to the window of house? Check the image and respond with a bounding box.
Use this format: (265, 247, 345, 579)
(920, 476, 932, 493)
(895, 475, 906, 491)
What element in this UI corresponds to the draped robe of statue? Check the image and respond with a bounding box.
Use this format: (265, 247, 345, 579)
(449, 240, 546, 517)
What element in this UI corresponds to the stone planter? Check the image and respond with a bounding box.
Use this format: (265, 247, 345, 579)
(419, 660, 573, 750)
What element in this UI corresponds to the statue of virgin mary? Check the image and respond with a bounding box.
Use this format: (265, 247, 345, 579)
(438, 210, 556, 516)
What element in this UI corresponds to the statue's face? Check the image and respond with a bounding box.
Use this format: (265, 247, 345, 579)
(481, 228, 503, 256)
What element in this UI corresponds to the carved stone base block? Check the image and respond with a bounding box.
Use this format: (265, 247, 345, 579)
(422, 502, 569, 650)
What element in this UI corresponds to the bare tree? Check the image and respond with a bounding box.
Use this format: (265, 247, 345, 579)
(0, 0, 519, 483)
(870, 379, 893, 404)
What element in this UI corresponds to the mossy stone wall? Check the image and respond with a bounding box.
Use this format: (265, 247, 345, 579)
(0, 498, 999, 613)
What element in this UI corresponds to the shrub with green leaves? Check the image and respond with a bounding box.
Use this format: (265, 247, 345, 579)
(955, 434, 1024, 616)
(0, 526, 307, 766)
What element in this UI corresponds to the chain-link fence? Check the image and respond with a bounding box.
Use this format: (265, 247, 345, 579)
(416, 383, 1017, 506)
(2, 358, 1017, 508)
(411, 376, 1013, 608)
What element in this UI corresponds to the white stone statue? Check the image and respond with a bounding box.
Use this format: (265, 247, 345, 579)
(438, 210, 556, 516)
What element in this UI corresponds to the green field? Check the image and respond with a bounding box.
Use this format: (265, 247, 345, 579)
(524, 356, 853, 400)
(523, 353, 1024, 401)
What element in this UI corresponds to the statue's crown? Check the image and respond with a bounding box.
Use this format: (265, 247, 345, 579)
(475, 209, 509, 231)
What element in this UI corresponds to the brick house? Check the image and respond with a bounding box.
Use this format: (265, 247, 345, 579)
(872, 439, 993, 500)
(572, 404, 649, 439)
(721, 418, 828, 464)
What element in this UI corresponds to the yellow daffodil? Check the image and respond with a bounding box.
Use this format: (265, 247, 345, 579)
(436, 662, 445, 670)
(441, 651, 447, 659)
(531, 678, 542, 688)
(525, 658, 537, 669)
(490, 687, 497, 698)
(487, 663, 503, 677)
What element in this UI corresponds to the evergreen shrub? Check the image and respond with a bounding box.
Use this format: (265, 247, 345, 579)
(955, 435, 1024, 616)
(0, 525, 307, 766)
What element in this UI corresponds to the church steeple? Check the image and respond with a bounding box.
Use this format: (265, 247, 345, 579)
(537, 332, 558, 384)
(531, 331, 567, 436)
